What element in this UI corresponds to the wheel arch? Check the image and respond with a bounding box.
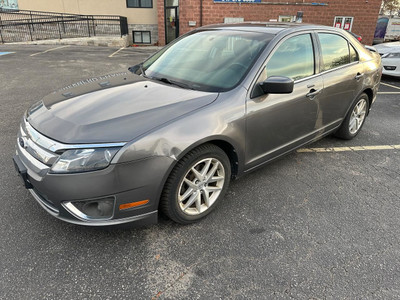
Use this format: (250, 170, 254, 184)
(175, 138, 241, 179)
(362, 88, 374, 115)
(158, 140, 238, 223)
(208, 140, 239, 179)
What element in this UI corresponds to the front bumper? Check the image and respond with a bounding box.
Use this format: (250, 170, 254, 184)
(382, 67, 400, 77)
(13, 128, 174, 226)
(381, 59, 400, 77)
(28, 187, 158, 226)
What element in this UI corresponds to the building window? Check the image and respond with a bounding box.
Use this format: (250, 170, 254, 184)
(165, 0, 179, 6)
(278, 15, 295, 22)
(333, 16, 354, 31)
(133, 31, 151, 44)
(127, 0, 152, 8)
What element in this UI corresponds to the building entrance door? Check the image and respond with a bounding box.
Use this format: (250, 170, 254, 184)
(165, 1, 179, 44)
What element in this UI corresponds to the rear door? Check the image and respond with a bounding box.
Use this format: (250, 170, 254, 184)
(315, 32, 365, 129)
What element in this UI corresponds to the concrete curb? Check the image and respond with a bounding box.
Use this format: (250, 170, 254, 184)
(6, 35, 130, 48)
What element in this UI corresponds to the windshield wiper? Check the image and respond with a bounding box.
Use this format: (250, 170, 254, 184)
(151, 76, 194, 90)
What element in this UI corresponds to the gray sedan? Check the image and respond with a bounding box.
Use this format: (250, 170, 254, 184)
(13, 23, 382, 226)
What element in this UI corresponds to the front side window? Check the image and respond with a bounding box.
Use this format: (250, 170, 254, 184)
(318, 33, 351, 71)
(259, 33, 315, 82)
(127, 0, 152, 8)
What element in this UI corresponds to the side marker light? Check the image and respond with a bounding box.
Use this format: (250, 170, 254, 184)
(119, 199, 149, 210)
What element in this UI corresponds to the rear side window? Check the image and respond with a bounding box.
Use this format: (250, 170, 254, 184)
(262, 33, 315, 81)
(349, 44, 359, 63)
(318, 33, 357, 71)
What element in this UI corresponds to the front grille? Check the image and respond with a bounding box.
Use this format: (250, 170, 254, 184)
(19, 120, 59, 166)
(384, 66, 397, 71)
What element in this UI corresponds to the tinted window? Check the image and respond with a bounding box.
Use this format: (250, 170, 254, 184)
(263, 34, 314, 81)
(349, 44, 358, 63)
(318, 33, 350, 70)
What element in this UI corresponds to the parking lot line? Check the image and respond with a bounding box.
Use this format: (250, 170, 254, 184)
(109, 47, 126, 58)
(297, 145, 400, 153)
(381, 82, 400, 90)
(30, 45, 70, 57)
(0, 52, 15, 56)
(377, 92, 400, 95)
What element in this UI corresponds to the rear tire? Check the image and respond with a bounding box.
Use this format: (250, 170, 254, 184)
(335, 93, 369, 140)
(161, 144, 231, 224)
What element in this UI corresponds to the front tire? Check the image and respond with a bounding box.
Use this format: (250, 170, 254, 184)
(161, 144, 231, 224)
(335, 93, 369, 140)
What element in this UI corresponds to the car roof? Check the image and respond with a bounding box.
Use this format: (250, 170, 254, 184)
(201, 22, 338, 35)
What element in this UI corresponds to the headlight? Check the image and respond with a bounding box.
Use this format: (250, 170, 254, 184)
(382, 52, 400, 58)
(50, 148, 120, 173)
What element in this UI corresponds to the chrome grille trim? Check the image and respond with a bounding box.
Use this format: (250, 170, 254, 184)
(19, 126, 58, 166)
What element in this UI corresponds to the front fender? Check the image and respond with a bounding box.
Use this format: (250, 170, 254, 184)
(113, 87, 247, 174)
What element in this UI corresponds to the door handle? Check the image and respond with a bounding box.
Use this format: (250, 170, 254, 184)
(306, 88, 321, 99)
(355, 73, 364, 80)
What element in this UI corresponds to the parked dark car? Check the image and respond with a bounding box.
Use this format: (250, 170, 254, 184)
(349, 31, 362, 42)
(13, 23, 382, 226)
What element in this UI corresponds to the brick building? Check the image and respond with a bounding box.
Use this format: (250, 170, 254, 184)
(157, 0, 382, 46)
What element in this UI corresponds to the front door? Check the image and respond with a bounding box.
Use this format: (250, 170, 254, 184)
(245, 33, 322, 170)
(165, 2, 179, 44)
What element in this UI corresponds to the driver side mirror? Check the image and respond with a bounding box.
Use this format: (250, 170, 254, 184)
(252, 76, 294, 98)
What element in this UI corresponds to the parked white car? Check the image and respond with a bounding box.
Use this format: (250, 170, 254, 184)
(373, 42, 400, 77)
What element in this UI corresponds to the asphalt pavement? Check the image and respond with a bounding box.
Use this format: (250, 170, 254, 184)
(0, 44, 400, 299)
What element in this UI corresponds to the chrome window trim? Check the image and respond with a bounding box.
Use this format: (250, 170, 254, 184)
(317, 61, 360, 76)
(23, 118, 126, 152)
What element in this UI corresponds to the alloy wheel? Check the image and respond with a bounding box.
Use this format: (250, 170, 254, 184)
(349, 99, 367, 135)
(177, 158, 225, 215)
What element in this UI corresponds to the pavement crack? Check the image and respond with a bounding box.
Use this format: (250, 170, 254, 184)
(151, 262, 198, 299)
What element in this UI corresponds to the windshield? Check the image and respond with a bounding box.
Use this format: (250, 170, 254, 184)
(142, 30, 272, 92)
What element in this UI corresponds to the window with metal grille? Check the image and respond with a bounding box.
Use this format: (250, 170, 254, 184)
(133, 31, 151, 44)
(333, 16, 354, 31)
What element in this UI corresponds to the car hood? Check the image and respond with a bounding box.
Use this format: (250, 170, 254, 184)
(374, 42, 400, 54)
(27, 72, 218, 144)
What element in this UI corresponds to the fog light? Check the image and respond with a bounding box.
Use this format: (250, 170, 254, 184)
(63, 197, 115, 221)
